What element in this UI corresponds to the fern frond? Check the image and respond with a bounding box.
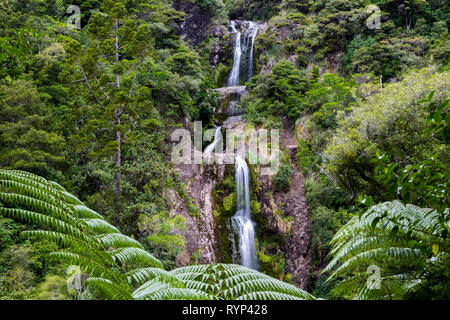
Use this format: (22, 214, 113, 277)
(82, 218, 121, 234)
(111, 247, 163, 269)
(73, 205, 104, 219)
(237, 291, 302, 300)
(138, 288, 217, 300)
(84, 277, 132, 300)
(96, 233, 144, 249)
(126, 268, 183, 287)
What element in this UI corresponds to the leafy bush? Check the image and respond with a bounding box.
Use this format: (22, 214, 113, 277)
(305, 181, 349, 210)
(272, 163, 294, 192)
(196, 0, 219, 12)
(324, 68, 449, 199)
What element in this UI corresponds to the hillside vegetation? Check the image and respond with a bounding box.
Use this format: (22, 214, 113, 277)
(0, 0, 448, 300)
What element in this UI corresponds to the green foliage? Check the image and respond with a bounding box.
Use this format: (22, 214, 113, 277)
(34, 275, 71, 300)
(0, 169, 315, 300)
(311, 206, 352, 267)
(257, 238, 292, 283)
(302, 73, 355, 115)
(324, 201, 449, 300)
(190, 77, 219, 123)
(0, 244, 37, 299)
(296, 139, 313, 172)
(0, 36, 29, 80)
(188, 201, 201, 218)
(371, 91, 449, 214)
(271, 163, 293, 192)
(349, 38, 428, 80)
(246, 60, 308, 122)
(305, 180, 349, 211)
(196, 0, 219, 13)
(223, 192, 236, 213)
(0, 79, 67, 179)
(324, 68, 449, 200)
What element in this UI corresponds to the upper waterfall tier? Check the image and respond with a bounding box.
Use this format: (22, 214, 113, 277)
(227, 21, 260, 87)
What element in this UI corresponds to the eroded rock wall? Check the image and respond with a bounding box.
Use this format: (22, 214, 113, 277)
(257, 117, 312, 290)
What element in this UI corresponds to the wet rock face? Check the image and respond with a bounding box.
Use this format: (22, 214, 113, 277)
(173, 0, 213, 47)
(209, 23, 233, 67)
(222, 115, 245, 130)
(172, 2, 232, 67)
(257, 118, 312, 290)
(214, 86, 248, 123)
(174, 149, 225, 266)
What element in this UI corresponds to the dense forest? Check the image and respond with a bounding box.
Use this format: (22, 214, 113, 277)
(0, 0, 448, 301)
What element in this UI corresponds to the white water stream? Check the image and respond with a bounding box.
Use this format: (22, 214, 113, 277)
(231, 156, 258, 269)
(205, 20, 260, 270)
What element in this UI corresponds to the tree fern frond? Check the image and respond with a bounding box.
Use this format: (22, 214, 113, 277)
(0, 179, 67, 209)
(220, 272, 274, 289)
(21, 230, 95, 255)
(236, 291, 303, 300)
(183, 279, 218, 293)
(0, 207, 84, 239)
(126, 268, 183, 287)
(138, 288, 217, 300)
(0, 192, 76, 224)
(222, 278, 315, 300)
(169, 264, 211, 275)
(84, 277, 132, 300)
(329, 247, 422, 280)
(96, 233, 144, 249)
(73, 205, 104, 219)
(132, 280, 174, 299)
(111, 247, 163, 269)
(82, 218, 121, 234)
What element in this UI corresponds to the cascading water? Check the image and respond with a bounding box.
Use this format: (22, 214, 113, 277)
(227, 21, 241, 87)
(204, 127, 222, 154)
(227, 21, 260, 87)
(212, 21, 260, 269)
(246, 22, 259, 83)
(230, 156, 258, 270)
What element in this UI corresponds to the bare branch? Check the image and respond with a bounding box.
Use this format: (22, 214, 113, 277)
(129, 58, 143, 97)
(77, 58, 105, 110)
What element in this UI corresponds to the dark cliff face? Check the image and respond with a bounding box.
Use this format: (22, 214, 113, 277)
(173, 0, 213, 47)
(257, 118, 312, 290)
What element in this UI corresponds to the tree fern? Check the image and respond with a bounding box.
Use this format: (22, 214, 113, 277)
(323, 200, 449, 299)
(0, 169, 315, 300)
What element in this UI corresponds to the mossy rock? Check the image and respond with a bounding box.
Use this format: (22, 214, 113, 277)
(223, 192, 236, 213)
(216, 63, 231, 87)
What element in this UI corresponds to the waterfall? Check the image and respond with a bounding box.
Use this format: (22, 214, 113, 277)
(219, 21, 260, 270)
(231, 156, 258, 270)
(204, 127, 222, 154)
(227, 21, 260, 87)
(227, 21, 241, 87)
(247, 22, 259, 83)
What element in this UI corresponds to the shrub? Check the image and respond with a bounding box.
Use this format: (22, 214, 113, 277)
(272, 163, 294, 192)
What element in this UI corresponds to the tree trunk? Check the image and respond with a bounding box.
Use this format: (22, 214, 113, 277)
(115, 127, 121, 227)
(114, 18, 122, 226)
